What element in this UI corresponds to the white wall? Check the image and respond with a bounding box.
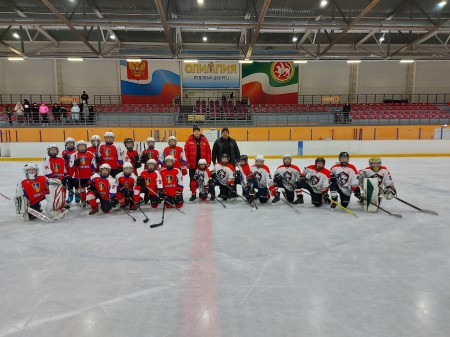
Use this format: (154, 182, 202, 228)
(299, 62, 350, 95)
(415, 61, 450, 94)
(358, 62, 407, 95)
(4, 140, 450, 158)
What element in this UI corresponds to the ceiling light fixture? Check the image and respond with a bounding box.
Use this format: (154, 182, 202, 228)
(400, 59, 414, 63)
(197, 0, 204, 5)
(239, 59, 253, 64)
(293, 60, 308, 64)
(8, 57, 24, 61)
(292, 36, 298, 42)
(184, 59, 198, 63)
(67, 57, 83, 61)
(320, 0, 328, 8)
(202, 36, 207, 42)
(127, 59, 142, 62)
(13, 33, 20, 39)
(110, 34, 116, 40)
(438, 1, 447, 8)
(379, 36, 385, 42)
(347, 60, 361, 63)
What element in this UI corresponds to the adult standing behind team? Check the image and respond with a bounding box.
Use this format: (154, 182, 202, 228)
(211, 127, 240, 166)
(184, 124, 211, 201)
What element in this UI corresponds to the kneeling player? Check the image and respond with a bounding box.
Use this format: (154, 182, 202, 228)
(329, 152, 361, 208)
(235, 155, 251, 198)
(137, 159, 163, 208)
(193, 159, 214, 201)
(116, 162, 140, 210)
(273, 154, 302, 203)
(86, 163, 118, 215)
(296, 157, 331, 207)
(358, 157, 396, 211)
(15, 163, 67, 221)
(247, 155, 278, 203)
(160, 156, 184, 208)
(213, 153, 235, 200)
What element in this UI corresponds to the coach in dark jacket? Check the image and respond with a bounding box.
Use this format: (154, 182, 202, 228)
(212, 127, 240, 166)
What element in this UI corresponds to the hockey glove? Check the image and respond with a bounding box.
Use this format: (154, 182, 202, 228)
(158, 189, 165, 200)
(95, 154, 102, 163)
(136, 176, 146, 188)
(140, 153, 149, 164)
(322, 193, 331, 205)
(353, 186, 362, 199)
(63, 154, 70, 162)
(132, 155, 140, 163)
(87, 184, 96, 192)
(120, 187, 130, 198)
(383, 186, 397, 200)
(134, 162, 142, 169)
(273, 173, 283, 186)
(73, 158, 81, 166)
(210, 171, 216, 179)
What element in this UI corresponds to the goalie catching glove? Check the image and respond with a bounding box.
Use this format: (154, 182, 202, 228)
(383, 186, 397, 200)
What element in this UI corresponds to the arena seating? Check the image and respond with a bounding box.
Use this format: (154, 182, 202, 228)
(94, 104, 178, 113)
(192, 99, 251, 120)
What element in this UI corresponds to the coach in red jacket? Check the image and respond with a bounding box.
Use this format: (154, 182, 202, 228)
(184, 124, 211, 201)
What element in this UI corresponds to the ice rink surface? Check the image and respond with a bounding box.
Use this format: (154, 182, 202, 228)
(0, 157, 449, 337)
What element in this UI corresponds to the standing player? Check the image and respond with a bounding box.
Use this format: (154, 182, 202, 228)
(192, 159, 214, 201)
(140, 137, 160, 168)
(159, 156, 184, 208)
(62, 137, 76, 206)
(15, 163, 66, 221)
(122, 138, 141, 175)
(98, 131, 123, 178)
(273, 154, 303, 204)
(212, 153, 235, 200)
(159, 136, 187, 175)
(358, 157, 397, 209)
(70, 140, 96, 206)
(329, 152, 361, 208)
(137, 159, 163, 208)
(86, 163, 118, 215)
(246, 155, 278, 204)
(43, 144, 66, 181)
(115, 162, 140, 210)
(296, 157, 331, 207)
(87, 134, 102, 166)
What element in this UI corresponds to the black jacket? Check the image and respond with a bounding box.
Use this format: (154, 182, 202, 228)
(211, 137, 240, 165)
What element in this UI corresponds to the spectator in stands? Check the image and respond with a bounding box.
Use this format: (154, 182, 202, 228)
(39, 102, 49, 126)
(13, 102, 24, 124)
(32, 103, 39, 124)
(184, 124, 212, 201)
(343, 101, 351, 124)
(81, 102, 89, 123)
(60, 105, 67, 123)
(70, 102, 80, 123)
(334, 108, 342, 124)
(212, 127, 240, 166)
(51, 103, 61, 123)
(4, 105, 13, 125)
(23, 99, 31, 122)
(81, 91, 89, 104)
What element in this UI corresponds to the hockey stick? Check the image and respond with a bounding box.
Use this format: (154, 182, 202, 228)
(27, 207, 54, 223)
(144, 185, 185, 214)
(128, 197, 149, 223)
(0, 192, 11, 200)
(120, 207, 137, 222)
(225, 182, 258, 209)
(330, 198, 358, 217)
(213, 194, 226, 208)
(278, 196, 301, 214)
(364, 198, 402, 218)
(150, 201, 166, 228)
(394, 197, 438, 215)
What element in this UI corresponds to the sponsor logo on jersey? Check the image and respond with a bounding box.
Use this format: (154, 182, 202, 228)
(337, 172, 349, 185)
(254, 171, 262, 182)
(124, 181, 130, 188)
(283, 171, 292, 181)
(98, 182, 105, 191)
(149, 152, 154, 158)
(310, 175, 320, 185)
(80, 156, 86, 165)
(169, 149, 176, 156)
(53, 163, 60, 172)
(217, 169, 226, 181)
(166, 175, 173, 184)
(32, 182, 40, 192)
(145, 177, 152, 185)
(105, 148, 111, 157)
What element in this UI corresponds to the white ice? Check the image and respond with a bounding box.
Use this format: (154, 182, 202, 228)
(0, 157, 449, 337)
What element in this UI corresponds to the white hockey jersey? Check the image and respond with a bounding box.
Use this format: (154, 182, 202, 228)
(250, 164, 272, 188)
(195, 168, 212, 194)
(358, 166, 395, 189)
(214, 162, 235, 186)
(274, 164, 301, 191)
(303, 165, 331, 194)
(330, 163, 359, 196)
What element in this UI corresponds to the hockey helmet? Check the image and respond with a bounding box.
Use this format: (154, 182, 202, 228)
(283, 153, 292, 166)
(168, 136, 177, 145)
(99, 163, 111, 177)
(123, 161, 134, 174)
(47, 144, 59, 156)
(239, 154, 248, 163)
(65, 137, 75, 149)
(164, 155, 175, 162)
(123, 137, 134, 146)
(23, 162, 39, 179)
(255, 154, 265, 162)
(90, 134, 101, 143)
(315, 157, 326, 169)
(339, 152, 349, 166)
(146, 137, 155, 144)
(104, 131, 114, 138)
(76, 140, 88, 152)
(198, 158, 208, 166)
(369, 157, 382, 172)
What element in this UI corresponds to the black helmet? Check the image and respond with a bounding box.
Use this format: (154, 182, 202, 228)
(315, 157, 326, 166)
(339, 152, 349, 166)
(239, 154, 248, 162)
(123, 138, 134, 146)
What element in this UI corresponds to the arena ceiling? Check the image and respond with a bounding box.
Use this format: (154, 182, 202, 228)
(0, 0, 450, 60)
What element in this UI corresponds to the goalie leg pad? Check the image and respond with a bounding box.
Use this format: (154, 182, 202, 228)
(363, 178, 379, 212)
(45, 182, 66, 215)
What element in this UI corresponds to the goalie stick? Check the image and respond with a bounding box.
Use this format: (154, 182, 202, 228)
(27, 207, 54, 223)
(394, 196, 438, 215)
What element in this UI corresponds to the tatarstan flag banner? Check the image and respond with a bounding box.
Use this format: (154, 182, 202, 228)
(242, 61, 299, 104)
(127, 60, 149, 81)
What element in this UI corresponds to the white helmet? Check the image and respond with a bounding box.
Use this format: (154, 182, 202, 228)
(168, 136, 177, 142)
(90, 135, 101, 143)
(146, 158, 157, 165)
(76, 140, 87, 147)
(123, 162, 134, 173)
(283, 154, 292, 159)
(65, 137, 75, 145)
(198, 158, 207, 166)
(164, 155, 175, 162)
(255, 155, 265, 161)
(104, 131, 114, 138)
(23, 162, 39, 179)
(47, 144, 59, 155)
(146, 137, 155, 143)
(99, 163, 111, 170)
